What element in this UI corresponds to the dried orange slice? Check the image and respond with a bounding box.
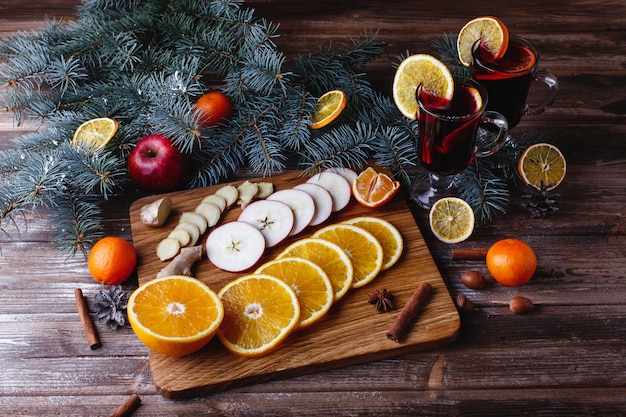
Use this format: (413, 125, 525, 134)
(457, 16, 509, 67)
(127, 275, 224, 357)
(352, 167, 401, 208)
(310, 90, 347, 129)
(71, 117, 118, 152)
(255, 257, 334, 329)
(518, 143, 566, 191)
(312, 224, 383, 288)
(217, 274, 300, 357)
(278, 238, 353, 302)
(342, 216, 403, 270)
(392, 54, 454, 120)
(429, 197, 475, 244)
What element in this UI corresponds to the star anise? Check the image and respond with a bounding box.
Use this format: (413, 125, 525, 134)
(367, 288, 394, 312)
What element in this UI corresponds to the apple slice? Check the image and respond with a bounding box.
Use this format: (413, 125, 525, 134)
(306, 171, 352, 212)
(326, 167, 358, 186)
(205, 221, 266, 272)
(238, 199, 294, 247)
(293, 183, 333, 226)
(267, 189, 316, 235)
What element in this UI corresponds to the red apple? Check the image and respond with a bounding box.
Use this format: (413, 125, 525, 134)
(127, 134, 191, 192)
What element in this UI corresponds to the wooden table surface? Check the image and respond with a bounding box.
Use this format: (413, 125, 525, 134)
(1, 1, 625, 415)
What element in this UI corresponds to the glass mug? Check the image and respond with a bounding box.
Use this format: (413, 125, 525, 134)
(471, 35, 558, 130)
(414, 77, 508, 209)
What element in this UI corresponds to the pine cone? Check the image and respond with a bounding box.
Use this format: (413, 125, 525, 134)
(93, 285, 130, 330)
(521, 184, 560, 218)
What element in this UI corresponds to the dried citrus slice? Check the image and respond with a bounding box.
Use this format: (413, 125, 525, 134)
(352, 167, 401, 208)
(312, 224, 383, 288)
(392, 54, 454, 120)
(457, 16, 509, 67)
(310, 90, 347, 129)
(217, 274, 300, 357)
(255, 257, 334, 329)
(127, 275, 224, 357)
(278, 238, 353, 302)
(429, 197, 475, 244)
(342, 216, 403, 270)
(71, 117, 118, 152)
(518, 143, 566, 191)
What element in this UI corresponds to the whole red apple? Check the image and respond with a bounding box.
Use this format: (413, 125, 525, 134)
(127, 134, 191, 192)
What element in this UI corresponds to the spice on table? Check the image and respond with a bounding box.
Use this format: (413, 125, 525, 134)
(386, 282, 433, 343)
(367, 288, 394, 312)
(451, 247, 488, 261)
(108, 393, 141, 417)
(74, 288, 101, 350)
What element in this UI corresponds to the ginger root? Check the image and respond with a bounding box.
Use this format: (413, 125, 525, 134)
(157, 245, 204, 278)
(140, 197, 172, 227)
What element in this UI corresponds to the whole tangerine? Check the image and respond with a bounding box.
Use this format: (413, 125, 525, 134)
(88, 236, 137, 285)
(194, 92, 234, 127)
(486, 238, 537, 286)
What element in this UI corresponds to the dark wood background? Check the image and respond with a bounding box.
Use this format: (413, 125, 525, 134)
(1, 0, 625, 415)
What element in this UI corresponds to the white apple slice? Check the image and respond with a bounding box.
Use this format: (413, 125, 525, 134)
(306, 171, 352, 212)
(293, 183, 333, 226)
(267, 189, 316, 235)
(201, 194, 227, 213)
(195, 202, 222, 227)
(238, 199, 294, 247)
(205, 221, 266, 272)
(326, 167, 358, 185)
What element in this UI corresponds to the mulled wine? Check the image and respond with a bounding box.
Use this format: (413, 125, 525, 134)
(472, 35, 558, 129)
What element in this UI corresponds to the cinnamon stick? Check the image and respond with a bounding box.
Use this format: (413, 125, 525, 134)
(451, 247, 488, 261)
(386, 282, 433, 343)
(108, 394, 141, 417)
(74, 288, 101, 350)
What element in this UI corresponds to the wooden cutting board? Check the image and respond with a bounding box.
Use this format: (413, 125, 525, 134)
(129, 170, 460, 398)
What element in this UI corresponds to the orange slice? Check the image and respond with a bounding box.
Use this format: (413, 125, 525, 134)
(518, 143, 566, 191)
(392, 54, 454, 120)
(429, 197, 475, 244)
(352, 167, 401, 208)
(342, 216, 403, 270)
(457, 16, 509, 67)
(310, 90, 347, 129)
(217, 274, 300, 357)
(312, 224, 383, 288)
(71, 117, 118, 152)
(127, 275, 224, 357)
(255, 257, 334, 329)
(278, 238, 353, 302)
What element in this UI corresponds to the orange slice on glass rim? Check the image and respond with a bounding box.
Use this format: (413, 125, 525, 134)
(457, 16, 509, 67)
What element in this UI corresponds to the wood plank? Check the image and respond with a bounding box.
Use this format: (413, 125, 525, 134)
(129, 170, 460, 397)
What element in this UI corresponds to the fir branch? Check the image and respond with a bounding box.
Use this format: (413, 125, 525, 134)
(457, 160, 509, 223)
(51, 195, 104, 257)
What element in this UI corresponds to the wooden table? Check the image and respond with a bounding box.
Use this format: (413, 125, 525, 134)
(1, 1, 625, 415)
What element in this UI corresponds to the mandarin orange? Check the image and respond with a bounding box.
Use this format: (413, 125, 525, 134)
(486, 238, 537, 286)
(194, 92, 234, 127)
(88, 236, 137, 285)
(352, 167, 401, 208)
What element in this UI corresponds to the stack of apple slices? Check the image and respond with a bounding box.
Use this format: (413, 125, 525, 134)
(206, 168, 357, 272)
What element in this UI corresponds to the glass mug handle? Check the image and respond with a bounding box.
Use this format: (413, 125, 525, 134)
(476, 111, 508, 158)
(525, 70, 559, 116)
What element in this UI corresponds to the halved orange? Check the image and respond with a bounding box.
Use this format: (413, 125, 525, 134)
(310, 90, 347, 129)
(393, 54, 454, 120)
(217, 274, 300, 357)
(278, 238, 353, 302)
(312, 224, 383, 288)
(457, 16, 509, 67)
(518, 143, 566, 191)
(127, 275, 224, 357)
(342, 216, 403, 270)
(255, 257, 334, 329)
(352, 167, 401, 208)
(71, 117, 118, 152)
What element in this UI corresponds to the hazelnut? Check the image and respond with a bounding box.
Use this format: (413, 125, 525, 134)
(509, 296, 534, 314)
(460, 270, 487, 290)
(455, 294, 475, 313)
